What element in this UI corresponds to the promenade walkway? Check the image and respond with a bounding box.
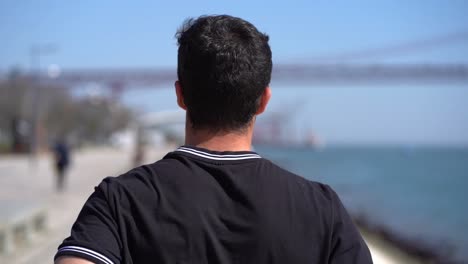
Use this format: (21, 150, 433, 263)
(0, 146, 170, 264)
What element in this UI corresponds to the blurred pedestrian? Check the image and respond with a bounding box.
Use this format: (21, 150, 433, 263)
(133, 126, 145, 167)
(52, 139, 70, 191)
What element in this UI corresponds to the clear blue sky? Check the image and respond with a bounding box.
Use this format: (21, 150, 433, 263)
(2, 0, 468, 69)
(1, 1, 468, 145)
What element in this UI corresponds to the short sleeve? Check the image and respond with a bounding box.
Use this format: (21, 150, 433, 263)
(327, 186, 373, 264)
(55, 179, 122, 264)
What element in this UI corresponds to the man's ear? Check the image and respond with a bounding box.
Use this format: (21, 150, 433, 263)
(175, 81, 187, 110)
(255, 87, 271, 115)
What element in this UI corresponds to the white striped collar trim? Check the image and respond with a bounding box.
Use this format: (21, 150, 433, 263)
(58, 246, 114, 264)
(175, 146, 261, 161)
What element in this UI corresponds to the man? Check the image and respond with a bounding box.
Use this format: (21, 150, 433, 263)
(55, 15, 373, 264)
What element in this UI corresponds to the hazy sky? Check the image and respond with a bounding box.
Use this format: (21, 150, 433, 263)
(1, 1, 467, 145)
(2, 0, 468, 69)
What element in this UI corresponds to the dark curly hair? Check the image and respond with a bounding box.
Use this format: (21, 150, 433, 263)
(176, 15, 272, 132)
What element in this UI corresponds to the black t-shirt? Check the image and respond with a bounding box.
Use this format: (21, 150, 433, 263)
(55, 146, 372, 264)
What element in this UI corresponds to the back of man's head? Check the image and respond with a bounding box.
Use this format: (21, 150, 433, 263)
(176, 15, 272, 132)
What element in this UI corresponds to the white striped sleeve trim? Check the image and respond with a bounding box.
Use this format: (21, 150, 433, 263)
(57, 246, 114, 264)
(176, 147, 261, 160)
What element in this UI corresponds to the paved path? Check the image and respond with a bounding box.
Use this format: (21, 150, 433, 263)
(0, 146, 170, 264)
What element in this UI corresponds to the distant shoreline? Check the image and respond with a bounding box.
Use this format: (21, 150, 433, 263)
(354, 214, 460, 264)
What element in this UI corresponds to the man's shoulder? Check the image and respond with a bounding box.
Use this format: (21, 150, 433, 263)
(122, 157, 180, 178)
(96, 155, 180, 193)
(265, 159, 336, 198)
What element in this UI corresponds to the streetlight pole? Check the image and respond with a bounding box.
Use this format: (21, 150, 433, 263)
(29, 44, 57, 163)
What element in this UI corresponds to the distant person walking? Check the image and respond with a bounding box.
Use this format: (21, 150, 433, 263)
(52, 139, 70, 191)
(132, 126, 146, 167)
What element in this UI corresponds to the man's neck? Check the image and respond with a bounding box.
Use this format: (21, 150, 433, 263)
(184, 126, 254, 152)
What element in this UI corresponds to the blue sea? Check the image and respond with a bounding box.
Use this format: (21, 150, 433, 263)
(254, 145, 468, 261)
